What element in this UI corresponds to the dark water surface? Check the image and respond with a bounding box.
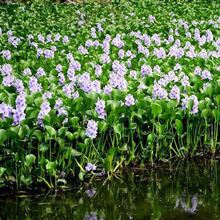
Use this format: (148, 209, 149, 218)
(1, 160, 220, 220)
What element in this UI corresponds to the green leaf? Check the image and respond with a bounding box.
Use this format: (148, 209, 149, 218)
(147, 133, 155, 144)
(0, 129, 7, 145)
(212, 108, 219, 122)
(186, 99, 194, 111)
(34, 130, 43, 141)
(21, 175, 32, 185)
(46, 161, 57, 173)
(71, 116, 80, 127)
(113, 124, 122, 137)
(58, 127, 67, 137)
(57, 179, 67, 185)
(167, 99, 178, 109)
(129, 122, 137, 130)
(98, 121, 108, 132)
(104, 155, 113, 172)
(78, 172, 85, 181)
(34, 97, 44, 107)
(39, 144, 49, 152)
(45, 125, 56, 138)
(151, 103, 162, 118)
(0, 167, 6, 178)
(66, 131, 74, 141)
(25, 154, 36, 167)
(175, 119, 183, 136)
(71, 149, 82, 157)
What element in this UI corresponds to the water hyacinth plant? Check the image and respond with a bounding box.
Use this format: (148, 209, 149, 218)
(0, 0, 220, 189)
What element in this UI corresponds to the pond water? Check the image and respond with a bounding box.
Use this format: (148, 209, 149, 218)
(1, 160, 220, 220)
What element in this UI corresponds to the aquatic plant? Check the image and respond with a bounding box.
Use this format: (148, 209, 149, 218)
(0, 0, 220, 188)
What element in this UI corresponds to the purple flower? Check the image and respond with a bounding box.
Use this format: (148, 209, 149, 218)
(12, 108, 25, 125)
(2, 74, 15, 87)
(95, 65, 102, 77)
(28, 34, 34, 40)
(38, 101, 51, 126)
(118, 49, 125, 59)
(67, 68, 75, 81)
(198, 49, 208, 59)
(42, 91, 52, 99)
(154, 65, 161, 73)
(7, 30, 13, 36)
(29, 76, 42, 93)
(56, 64, 62, 72)
(153, 83, 168, 100)
(101, 54, 111, 64)
(91, 28, 97, 38)
(201, 70, 212, 80)
(54, 33, 61, 42)
(57, 107, 68, 117)
(69, 60, 81, 71)
(138, 82, 147, 89)
(174, 63, 182, 71)
(58, 72, 65, 86)
(148, 15, 155, 23)
(38, 34, 45, 43)
(85, 162, 96, 172)
(14, 79, 24, 93)
(8, 36, 20, 48)
(194, 66, 201, 76)
(63, 84, 73, 97)
(86, 120, 98, 139)
(72, 91, 79, 99)
(63, 36, 69, 44)
(141, 64, 152, 76)
(181, 75, 190, 87)
(129, 70, 137, 80)
(103, 84, 113, 95)
(125, 94, 135, 106)
(112, 34, 124, 48)
(182, 95, 198, 114)
(1, 64, 13, 76)
(54, 99, 63, 109)
(37, 67, 46, 78)
(12, 93, 27, 125)
(170, 85, 180, 102)
(15, 92, 26, 110)
(51, 46, 57, 52)
(0, 103, 14, 119)
(93, 80, 101, 93)
(78, 73, 94, 93)
(78, 45, 88, 54)
(85, 39, 94, 48)
(44, 49, 54, 59)
(37, 48, 43, 58)
(203, 82, 210, 89)
(95, 99, 106, 119)
(109, 72, 118, 88)
(1, 50, 11, 60)
(47, 34, 52, 43)
(24, 68, 32, 76)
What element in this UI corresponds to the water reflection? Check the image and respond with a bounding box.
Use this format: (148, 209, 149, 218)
(0, 159, 220, 220)
(175, 195, 197, 213)
(86, 188, 96, 198)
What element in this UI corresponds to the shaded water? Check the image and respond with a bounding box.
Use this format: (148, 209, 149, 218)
(1, 160, 220, 220)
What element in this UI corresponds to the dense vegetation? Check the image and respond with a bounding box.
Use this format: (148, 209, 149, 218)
(0, 0, 220, 189)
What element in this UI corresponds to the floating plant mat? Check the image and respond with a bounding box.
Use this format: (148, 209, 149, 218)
(0, 0, 220, 190)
